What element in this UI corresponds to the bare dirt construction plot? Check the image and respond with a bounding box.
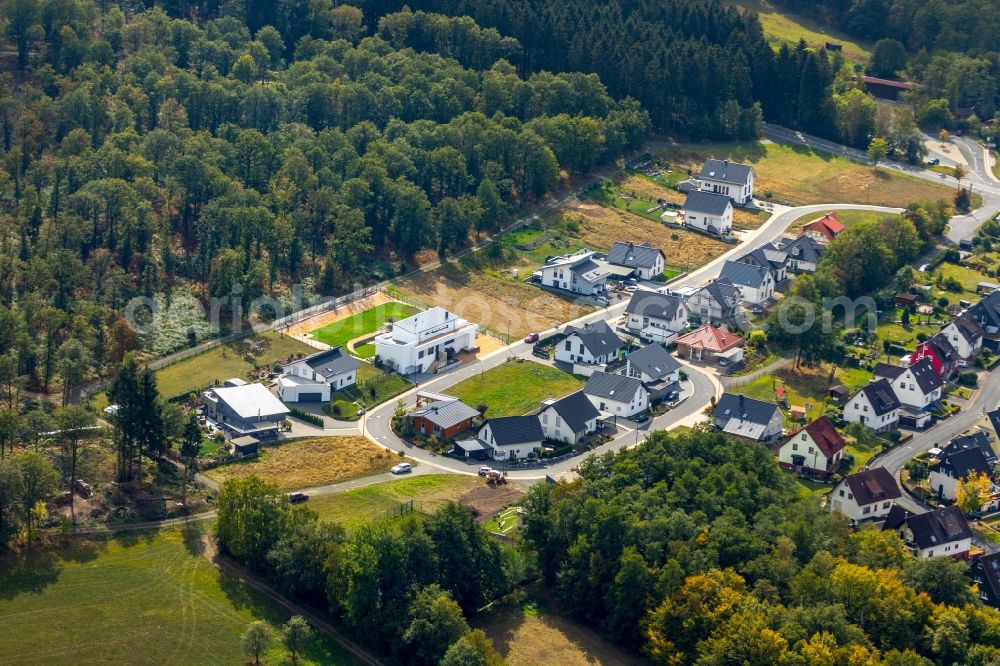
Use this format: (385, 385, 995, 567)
(460, 483, 525, 524)
(283, 291, 392, 337)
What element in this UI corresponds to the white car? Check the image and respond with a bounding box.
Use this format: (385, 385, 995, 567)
(478, 466, 493, 477)
(624, 285, 639, 293)
(391, 462, 412, 475)
(958, 360, 969, 368)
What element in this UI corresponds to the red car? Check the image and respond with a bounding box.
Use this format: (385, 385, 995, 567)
(524, 333, 540, 343)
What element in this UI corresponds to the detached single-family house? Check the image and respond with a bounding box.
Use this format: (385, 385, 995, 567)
(583, 371, 649, 418)
(883, 505, 972, 560)
(624, 290, 687, 344)
(783, 235, 824, 273)
(685, 279, 741, 325)
(844, 379, 901, 433)
(473, 416, 545, 461)
(929, 444, 993, 501)
(537, 249, 610, 296)
(675, 324, 745, 365)
(941, 313, 984, 359)
(683, 190, 733, 237)
(968, 291, 1000, 351)
(912, 333, 960, 380)
(374, 306, 478, 375)
(203, 382, 290, 440)
(697, 159, 755, 205)
(277, 347, 360, 403)
(556, 320, 624, 366)
(717, 260, 775, 306)
(873, 357, 943, 410)
(828, 467, 901, 525)
(539, 391, 601, 445)
(776, 416, 846, 478)
(712, 393, 784, 443)
(411, 396, 479, 440)
(969, 553, 1000, 609)
(606, 241, 665, 280)
(801, 212, 845, 244)
(736, 242, 788, 284)
(617, 343, 682, 401)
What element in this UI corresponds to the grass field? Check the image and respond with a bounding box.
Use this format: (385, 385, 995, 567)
(788, 208, 901, 235)
(0, 525, 361, 665)
(732, 0, 872, 64)
(309, 302, 419, 349)
(307, 474, 481, 528)
(155, 332, 315, 399)
(448, 361, 585, 417)
(663, 142, 955, 208)
(327, 362, 413, 420)
(205, 436, 399, 491)
(732, 363, 871, 425)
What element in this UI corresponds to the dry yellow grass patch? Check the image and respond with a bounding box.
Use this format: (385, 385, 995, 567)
(205, 436, 399, 491)
(620, 174, 686, 205)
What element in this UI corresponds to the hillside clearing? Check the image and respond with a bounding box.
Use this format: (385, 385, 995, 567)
(732, 0, 872, 64)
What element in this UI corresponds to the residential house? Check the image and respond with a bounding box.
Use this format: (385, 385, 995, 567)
(989, 408, 1000, 440)
(555, 320, 624, 366)
(411, 396, 479, 440)
(202, 382, 290, 440)
(883, 505, 972, 559)
(736, 242, 788, 284)
(696, 159, 755, 205)
(783, 235, 824, 273)
(828, 468, 901, 525)
(683, 190, 733, 237)
(801, 212, 845, 244)
(873, 357, 943, 410)
(844, 379, 901, 433)
(606, 241, 665, 280)
(539, 391, 601, 445)
(675, 324, 745, 365)
(537, 249, 610, 296)
(624, 290, 687, 344)
(712, 393, 784, 443)
(583, 371, 649, 418)
(717, 260, 775, 306)
(617, 343, 682, 401)
(474, 415, 545, 461)
(969, 553, 1000, 609)
(941, 313, 984, 359)
(928, 444, 993, 501)
(968, 291, 1000, 351)
(374, 307, 478, 375)
(776, 416, 846, 478)
(685, 279, 741, 325)
(912, 333, 960, 380)
(277, 346, 360, 403)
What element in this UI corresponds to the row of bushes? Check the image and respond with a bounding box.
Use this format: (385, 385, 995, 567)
(288, 407, 323, 427)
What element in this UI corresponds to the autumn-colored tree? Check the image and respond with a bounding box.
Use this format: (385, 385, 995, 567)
(956, 471, 991, 515)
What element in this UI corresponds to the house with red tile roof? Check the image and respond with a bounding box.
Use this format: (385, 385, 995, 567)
(776, 416, 846, 478)
(675, 324, 745, 365)
(801, 212, 845, 244)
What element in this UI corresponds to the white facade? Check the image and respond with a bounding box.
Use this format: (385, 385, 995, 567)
(477, 422, 543, 461)
(941, 320, 983, 358)
(620, 359, 680, 385)
(686, 202, 733, 236)
(635, 254, 664, 281)
(538, 250, 608, 296)
(882, 368, 942, 409)
(585, 385, 648, 418)
(777, 428, 843, 476)
(698, 172, 754, 205)
(555, 336, 617, 366)
(625, 310, 686, 344)
(277, 360, 356, 403)
(844, 392, 899, 432)
(929, 469, 961, 500)
(827, 478, 896, 525)
(738, 273, 774, 306)
(374, 307, 478, 375)
(538, 406, 598, 445)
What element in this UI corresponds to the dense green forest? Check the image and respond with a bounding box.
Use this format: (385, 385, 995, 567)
(521, 428, 1000, 665)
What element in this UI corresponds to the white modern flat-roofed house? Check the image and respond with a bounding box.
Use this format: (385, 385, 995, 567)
(277, 346, 360, 403)
(683, 190, 733, 237)
(697, 159, 755, 205)
(537, 249, 610, 296)
(374, 307, 478, 375)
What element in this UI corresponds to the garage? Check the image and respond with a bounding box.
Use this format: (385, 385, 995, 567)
(297, 392, 323, 402)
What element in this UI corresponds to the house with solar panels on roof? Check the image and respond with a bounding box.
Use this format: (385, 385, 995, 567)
(828, 467, 901, 525)
(696, 159, 755, 205)
(277, 346, 360, 403)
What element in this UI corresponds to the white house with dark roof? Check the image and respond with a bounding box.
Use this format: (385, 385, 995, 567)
(828, 467, 901, 525)
(538, 391, 601, 445)
(537, 249, 609, 296)
(623, 290, 687, 344)
(617, 343, 682, 400)
(736, 242, 788, 284)
(776, 416, 846, 478)
(697, 159, 755, 205)
(374, 307, 478, 375)
(583, 371, 649, 418)
(555, 320, 623, 366)
(967, 291, 1000, 351)
(929, 433, 996, 502)
(873, 358, 943, 410)
(277, 346, 361, 403)
(203, 382, 290, 440)
(717, 260, 774, 306)
(783, 235, 824, 273)
(470, 415, 545, 461)
(606, 241, 665, 280)
(711, 393, 784, 443)
(684, 280, 741, 325)
(941, 313, 984, 358)
(683, 190, 733, 236)
(883, 505, 972, 560)
(844, 378, 901, 432)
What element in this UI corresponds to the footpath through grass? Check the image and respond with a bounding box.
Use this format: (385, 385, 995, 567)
(310, 302, 419, 349)
(448, 360, 585, 417)
(0, 525, 362, 666)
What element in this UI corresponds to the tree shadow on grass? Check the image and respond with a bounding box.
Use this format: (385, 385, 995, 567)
(0, 537, 104, 599)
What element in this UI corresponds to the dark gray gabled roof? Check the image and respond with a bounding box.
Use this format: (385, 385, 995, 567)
(482, 415, 544, 446)
(939, 445, 992, 481)
(300, 346, 361, 380)
(713, 392, 781, 427)
(843, 467, 901, 505)
(909, 356, 944, 394)
(873, 362, 907, 382)
(584, 371, 646, 402)
(857, 378, 901, 416)
(563, 320, 623, 356)
(944, 431, 996, 464)
(947, 313, 984, 343)
(971, 552, 1000, 600)
(718, 260, 769, 290)
(784, 235, 823, 264)
(699, 159, 754, 185)
(969, 291, 1000, 328)
(989, 409, 1000, 441)
(545, 391, 600, 433)
(606, 241, 664, 270)
(625, 290, 684, 321)
(412, 398, 479, 430)
(626, 343, 681, 381)
(697, 279, 741, 310)
(684, 190, 732, 216)
(737, 243, 787, 272)
(903, 506, 972, 550)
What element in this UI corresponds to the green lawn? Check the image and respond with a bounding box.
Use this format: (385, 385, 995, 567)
(326, 362, 413, 421)
(447, 361, 585, 417)
(846, 442, 879, 470)
(484, 507, 521, 536)
(732, 0, 872, 64)
(155, 331, 315, 400)
(796, 477, 833, 498)
(732, 363, 871, 426)
(310, 302, 420, 350)
(308, 474, 480, 529)
(0, 525, 362, 665)
(788, 208, 901, 235)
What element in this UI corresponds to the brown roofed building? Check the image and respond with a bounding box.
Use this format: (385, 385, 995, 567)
(828, 467, 901, 525)
(776, 416, 846, 478)
(801, 212, 845, 244)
